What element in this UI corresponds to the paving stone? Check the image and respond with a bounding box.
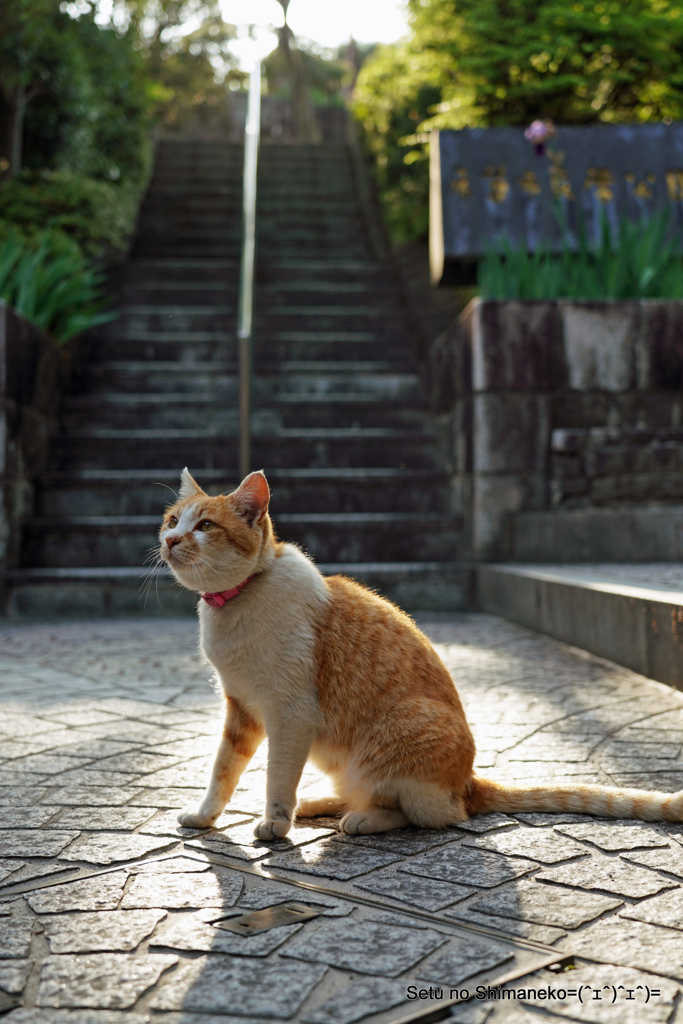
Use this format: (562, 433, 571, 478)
(301, 977, 409, 1024)
(0, 958, 33, 994)
(46, 808, 158, 831)
(43, 910, 167, 952)
(0, 830, 79, 858)
(139, 809, 253, 838)
(601, 758, 683, 774)
(281, 917, 447, 976)
(469, 879, 622, 929)
(620, 888, 683, 930)
(0, 860, 75, 889)
(129, 787, 206, 808)
(262, 841, 401, 880)
(447, 1004, 492, 1024)
(0, 919, 33, 957)
(537, 856, 679, 898)
(0, 808, 59, 828)
(330, 828, 459, 856)
(565, 916, 683, 980)
(121, 865, 243, 909)
(235, 882, 352, 917)
(0, 861, 24, 885)
(620, 846, 683, 878)
(53, 771, 140, 787)
(150, 956, 328, 1016)
(91, 753, 182, 774)
(152, 908, 302, 955)
(354, 869, 474, 911)
(0, 787, 47, 806)
(36, 952, 178, 1009)
(131, 854, 212, 874)
(5, 1013, 150, 1024)
(454, 814, 517, 833)
(417, 937, 514, 986)
(554, 821, 669, 851)
(9, 754, 92, 774)
(444, 906, 566, 944)
(26, 872, 128, 914)
(536, 962, 679, 1024)
(514, 813, 599, 827)
(41, 788, 141, 807)
(463, 829, 588, 864)
(400, 844, 538, 888)
(59, 833, 177, 865)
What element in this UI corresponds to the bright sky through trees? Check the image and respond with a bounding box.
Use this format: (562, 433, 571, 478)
(220, 0, 408, 66)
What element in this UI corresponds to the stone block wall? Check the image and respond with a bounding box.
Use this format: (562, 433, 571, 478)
(431, 298, 683, 559)
(0, 302, 74, 599)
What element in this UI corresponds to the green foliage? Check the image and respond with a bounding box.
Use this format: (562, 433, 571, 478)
(1, 2, 151, 184)
(0, 229, 116, 344)
(0, 171, 141, 257)
(479, 207, 683, 299)
(354, 0, 683, 241)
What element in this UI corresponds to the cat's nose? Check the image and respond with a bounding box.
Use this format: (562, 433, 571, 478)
(166, 536, 181, 549)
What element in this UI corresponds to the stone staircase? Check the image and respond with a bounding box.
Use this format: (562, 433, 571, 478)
(7, 139, 468, 616)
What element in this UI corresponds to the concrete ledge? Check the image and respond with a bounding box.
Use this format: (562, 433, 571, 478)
(477, 563, 683, 690)
(512, 507, 683, 563)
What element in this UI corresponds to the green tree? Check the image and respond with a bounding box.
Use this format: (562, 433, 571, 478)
(354, 0, 683, 240)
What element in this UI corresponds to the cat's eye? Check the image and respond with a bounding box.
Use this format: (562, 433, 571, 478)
(197, 520, 215, 532)
(167, 515, 178, 528)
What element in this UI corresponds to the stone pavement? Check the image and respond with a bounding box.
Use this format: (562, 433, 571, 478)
(2, 613, 683, 1024)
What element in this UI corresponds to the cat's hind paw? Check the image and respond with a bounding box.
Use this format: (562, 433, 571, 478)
(254, 817, 291, 840)
(340, 808, 410, 834)
(177, 809, 216, 829)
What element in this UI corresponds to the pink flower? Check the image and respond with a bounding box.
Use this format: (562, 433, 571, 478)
(524, 119, 557, 155)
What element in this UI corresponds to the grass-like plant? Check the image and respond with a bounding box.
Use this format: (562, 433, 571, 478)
(0, 230, 117, 344)
(478, 206, 683, 300)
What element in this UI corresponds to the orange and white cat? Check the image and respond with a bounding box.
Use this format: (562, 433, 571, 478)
(160, 468, 683, 838)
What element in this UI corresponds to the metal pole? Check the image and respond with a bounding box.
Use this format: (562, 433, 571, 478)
(237, 59, 261, 481)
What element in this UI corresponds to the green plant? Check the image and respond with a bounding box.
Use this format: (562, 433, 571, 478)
(478, 206, 683, 299)
(0, 171, 143, 256)
(0, 230, 117, 343)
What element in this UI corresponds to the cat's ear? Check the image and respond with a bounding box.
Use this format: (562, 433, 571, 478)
(231, 471, 270, 526)
(179, 467, 204, 499)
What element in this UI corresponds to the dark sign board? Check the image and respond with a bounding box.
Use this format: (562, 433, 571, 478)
(430, 123, 683, 284)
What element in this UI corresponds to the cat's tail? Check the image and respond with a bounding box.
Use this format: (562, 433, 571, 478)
(464, 775, 683, 822)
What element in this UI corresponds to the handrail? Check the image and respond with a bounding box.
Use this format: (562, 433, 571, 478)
(237, 60, 262, 480)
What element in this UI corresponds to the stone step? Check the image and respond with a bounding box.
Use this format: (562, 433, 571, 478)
(477, 563, 683, 689)
(6, 561, 470, 617)
(76, 366, 419, 397)
(36, 467, 452, 517)
(51, 428, 439, 470)
(90, 333, 416, 364)
(511, 507, 683, 563)
(23, 512, 462, 568)
(63, 394, 428, 431)
(113, 282, 394, 306)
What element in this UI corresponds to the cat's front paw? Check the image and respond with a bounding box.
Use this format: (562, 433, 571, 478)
(254, 817, 291, 840)
(177, 809, 216, 829)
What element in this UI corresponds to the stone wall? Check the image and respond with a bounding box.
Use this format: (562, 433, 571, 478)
(0, 302, 73, 601)
(430, 298, 683, 559)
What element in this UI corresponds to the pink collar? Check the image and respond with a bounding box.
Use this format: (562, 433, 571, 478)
(201, 574, 257, 608)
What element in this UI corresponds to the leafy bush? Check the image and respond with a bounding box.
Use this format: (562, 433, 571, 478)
(0, 230, 116, 344)
(478, 207, 683, 300)
(0, 172, 142, 257)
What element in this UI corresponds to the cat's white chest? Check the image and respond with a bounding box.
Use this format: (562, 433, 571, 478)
(198, 545, 328, 730)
